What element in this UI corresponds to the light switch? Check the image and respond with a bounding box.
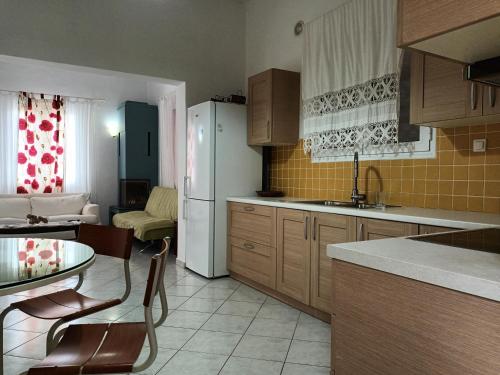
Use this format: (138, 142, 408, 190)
(472, 138, 486, 153)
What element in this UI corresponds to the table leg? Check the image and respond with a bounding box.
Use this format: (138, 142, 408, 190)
(74, 272, 85, 292)
(0, 306, 15, 375)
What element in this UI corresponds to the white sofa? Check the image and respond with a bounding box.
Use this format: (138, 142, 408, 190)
(0, 193, 100, 225)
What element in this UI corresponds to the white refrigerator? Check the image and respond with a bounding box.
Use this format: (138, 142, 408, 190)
(184, 101, 262, 278)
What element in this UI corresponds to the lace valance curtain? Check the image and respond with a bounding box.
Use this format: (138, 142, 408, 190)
(302, 0, 400, 157)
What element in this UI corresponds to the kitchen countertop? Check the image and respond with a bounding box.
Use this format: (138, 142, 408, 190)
(227, 196, 500, 229)
(326, 234, 500, 302)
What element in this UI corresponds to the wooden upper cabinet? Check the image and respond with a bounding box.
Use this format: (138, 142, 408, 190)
(277, 208, 311, 304)
(410, 53, 487, 126)
(357, 218, 418, 241)
(310, 213, 356, 313)
(483, 85, 500, 115)
(398, 0, 500, 63)
(410, 52, 500, 127)
(247, 69, 300, 146)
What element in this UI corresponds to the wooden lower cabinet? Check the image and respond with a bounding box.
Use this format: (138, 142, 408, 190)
(310, 213, 356, 313)
(276, 208, 311, 305)
(357, 217, 418, 240)
(227, 203, 277, 289)
(229, 202, 276, 247)
(228, 202, 456, 322)
(331, 259, 500, 375)
(228, 237, 276, 289)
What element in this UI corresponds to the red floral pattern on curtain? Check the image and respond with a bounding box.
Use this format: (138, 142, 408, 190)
(17, 94, 65, 194)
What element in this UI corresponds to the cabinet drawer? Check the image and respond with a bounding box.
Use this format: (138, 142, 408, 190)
(229, 203, 276, 247)
(358, 218, 418, 240)
(419, 224, 457, 235)
(229, 237, 276, 289)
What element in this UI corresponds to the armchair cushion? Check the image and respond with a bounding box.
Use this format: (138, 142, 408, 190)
(112, 211, 175, 241)
(145, 187, 177, 220)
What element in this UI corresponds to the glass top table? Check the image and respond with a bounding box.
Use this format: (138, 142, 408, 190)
(0, 238, 95, 295)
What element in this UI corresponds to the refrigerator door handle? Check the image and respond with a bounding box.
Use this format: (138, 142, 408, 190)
(183, 199, 188, 220)
(183, 176, 191, 198)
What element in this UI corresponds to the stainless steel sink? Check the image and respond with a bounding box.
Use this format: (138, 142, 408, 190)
(289, 200, 400, 209)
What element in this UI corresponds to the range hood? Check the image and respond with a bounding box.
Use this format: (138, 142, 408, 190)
(466, 56, 500, 87)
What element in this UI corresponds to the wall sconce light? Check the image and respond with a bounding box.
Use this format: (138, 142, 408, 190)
(107, 122, 119, 138)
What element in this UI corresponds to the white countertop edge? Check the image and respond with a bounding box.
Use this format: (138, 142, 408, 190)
(227, 197, 500, 229)
(327, 243, 500, 302)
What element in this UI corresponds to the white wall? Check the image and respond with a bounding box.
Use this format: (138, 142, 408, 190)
(245, 0, 349, 78)
(0, 0, 246, 107)
(0, 55, 178, 223)
(245, 0, 349, 136)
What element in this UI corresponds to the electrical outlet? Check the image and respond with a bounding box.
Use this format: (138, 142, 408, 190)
(472, 138, 486, 153)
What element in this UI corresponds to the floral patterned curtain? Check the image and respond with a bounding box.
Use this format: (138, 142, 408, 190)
(17, 94, 65, 194)
(18, 238, 63, 280)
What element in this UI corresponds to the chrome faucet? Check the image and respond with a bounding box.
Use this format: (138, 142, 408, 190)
(351, 152, 366, 205)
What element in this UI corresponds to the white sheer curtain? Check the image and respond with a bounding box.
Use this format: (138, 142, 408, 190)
(0, 91, 18, 193)
(64, 98, 98, 197)
(158, 93, 176, 188)
(302, 0, 400, 156)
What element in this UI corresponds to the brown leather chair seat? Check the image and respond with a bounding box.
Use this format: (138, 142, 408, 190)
(27, 238, 171, 375)
(11, 289, 121, 321)
(28, 322, 147, 375)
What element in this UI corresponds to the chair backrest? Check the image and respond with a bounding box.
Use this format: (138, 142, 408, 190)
(144, 187, 177, 220)
(143, 238, 170, 308)
(78, 224, 134, 260)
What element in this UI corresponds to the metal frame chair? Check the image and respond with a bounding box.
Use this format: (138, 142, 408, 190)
(25, 237, 171, 375)
(0, 223, 134, 373)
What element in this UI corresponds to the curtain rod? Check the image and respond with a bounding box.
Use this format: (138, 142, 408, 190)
(0, 88, 105, 102)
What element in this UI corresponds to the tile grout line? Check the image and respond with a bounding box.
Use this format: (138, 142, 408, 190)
(279, 312, 300, 375)
(216, 292, 282, 375)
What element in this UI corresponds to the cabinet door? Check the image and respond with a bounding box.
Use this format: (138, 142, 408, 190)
(411, 53, 481, 124)
(483, 85, 500, 115)
(357, 218, 418, 241)
(247, 70, 272, 145)
(277, 208, 311, 304)
(311, 213, 356, 313)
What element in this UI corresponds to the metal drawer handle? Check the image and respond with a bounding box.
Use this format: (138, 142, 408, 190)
(243, 242, 255, 250)
(471, 83, 477, 110)
(490, 86, 496, 108)
(312, 216, 317, 241)
(357, 223, 364, 241)
(243, 206, 255, 212)
(304, 216, 309, 240)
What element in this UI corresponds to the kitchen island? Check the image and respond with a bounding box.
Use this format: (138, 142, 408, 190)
(327, 228, 500, 375)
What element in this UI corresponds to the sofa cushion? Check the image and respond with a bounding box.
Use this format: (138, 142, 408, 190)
(0, 218, 26, 225)
(113, 211, 175, 241)
(0, 198, 31, 219)
(31, 194, 87, 216)
(145, 187, 178, 220)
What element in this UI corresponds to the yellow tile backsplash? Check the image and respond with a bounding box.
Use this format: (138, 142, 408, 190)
(270, 124, 500, 214)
